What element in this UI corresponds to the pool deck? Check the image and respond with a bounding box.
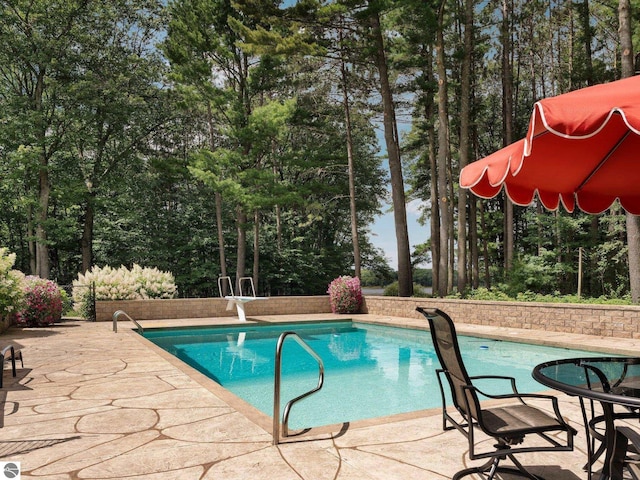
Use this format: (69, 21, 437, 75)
(3, 313, 640, 479)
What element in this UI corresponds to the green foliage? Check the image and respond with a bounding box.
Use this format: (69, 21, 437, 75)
(0, 248, 25, 318)
(413, 268, 432, 287)
(451, 286, 631, 305)
(360, 269, 378, 286)
(360, 247, 396, 287)
(504, 249, 566, 297)
(60, 289, 73, 315)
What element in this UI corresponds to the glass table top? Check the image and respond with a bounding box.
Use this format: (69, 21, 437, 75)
(533, 357, 640, 407)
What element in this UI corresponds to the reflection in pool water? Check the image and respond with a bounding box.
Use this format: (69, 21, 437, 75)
(145, 321, 603, 429)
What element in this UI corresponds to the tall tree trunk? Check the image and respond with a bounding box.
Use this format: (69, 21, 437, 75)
(369, 9, 413, 296)
(469, 198, 479, 288)
(340, 24, 361, 278)
(580, 0, 594, 85)
(457, 0, 473, 294)
(81, 192, 95, 273)
(27, 204, 36, 274)
(272, 148, 283, 253)
(422, 47, 439, 294)
(236, 209, 247, 292)
(480, 202, 491, 288)
(215, 192, 228, 293)
(436, 0, 451, 297)
(207, 102, 228, 294)
(253, 210, 260, 295)
(34, 71, 50, 279)
(275, 203, 282, 252)
(501, 0, 514, 272)
(36, 158, 50, 279)
(619, 0, 640, 303)
(430, 145, 440, 291)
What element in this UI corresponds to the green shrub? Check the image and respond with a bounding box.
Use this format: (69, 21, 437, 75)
(15, 276, 63, 327)
(383, 282, 399, 296)
(0, 247, 24, 318)
(60, 288, 73, 315)
(464, 287, 513, 301)
(73, 264, 178, 318)
(449, 286, 631, 305)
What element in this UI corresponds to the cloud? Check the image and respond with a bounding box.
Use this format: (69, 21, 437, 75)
(406, 199, 427, 216)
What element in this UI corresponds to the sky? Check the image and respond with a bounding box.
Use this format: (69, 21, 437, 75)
(369, 198, 430, 271)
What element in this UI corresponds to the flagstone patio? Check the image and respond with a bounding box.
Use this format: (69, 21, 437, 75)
(2, 313, 638, 479)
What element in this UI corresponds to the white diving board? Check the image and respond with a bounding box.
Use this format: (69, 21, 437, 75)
(218, 276, 266, 322)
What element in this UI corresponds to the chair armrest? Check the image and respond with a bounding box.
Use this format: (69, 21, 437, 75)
(469, 375, 521, 397)
(469, 387, 575, 430)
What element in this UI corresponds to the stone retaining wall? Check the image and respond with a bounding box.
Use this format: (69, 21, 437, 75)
(95, 295, 332, 322)
(95, 295, 640, 339)
(362, 296, 640, 338)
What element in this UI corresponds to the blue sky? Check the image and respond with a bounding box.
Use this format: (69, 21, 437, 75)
(369, 199, 430, 270)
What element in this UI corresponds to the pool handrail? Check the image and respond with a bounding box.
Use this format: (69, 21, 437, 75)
(218, 276, 234, 297)
(218, 275, 257, 298)
(112, 310, 143, 335)
(273, 331, 325, 445)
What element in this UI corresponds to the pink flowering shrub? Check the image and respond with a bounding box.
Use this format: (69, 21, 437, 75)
(15, 276, 63, 327)
(327, 275, 362, 314)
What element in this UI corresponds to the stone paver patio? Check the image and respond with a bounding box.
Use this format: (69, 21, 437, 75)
(2, 313, 640, 479)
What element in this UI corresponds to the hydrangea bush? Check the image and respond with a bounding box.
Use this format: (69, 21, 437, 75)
(73, 264, 177, 318)
(327, 275, 362, 314)
(0, 248, 25, 318)
(15, 276, 63, 327)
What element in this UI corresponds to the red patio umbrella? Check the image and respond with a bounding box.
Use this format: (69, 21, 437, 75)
(460, 75, 640, 214)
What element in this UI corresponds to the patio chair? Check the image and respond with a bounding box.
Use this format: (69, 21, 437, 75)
(611, 426, 640, 480)
(416, 307, 576, 480)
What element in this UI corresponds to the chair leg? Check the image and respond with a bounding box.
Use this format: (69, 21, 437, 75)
(453, 447, 547, 480)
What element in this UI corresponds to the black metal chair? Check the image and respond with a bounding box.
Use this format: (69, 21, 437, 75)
(1, 345, 23, 388)
(416, 307, 577, 480)
(611, 426, 640, 480)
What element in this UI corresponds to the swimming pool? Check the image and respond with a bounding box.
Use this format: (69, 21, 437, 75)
(144, 321, 604, 429)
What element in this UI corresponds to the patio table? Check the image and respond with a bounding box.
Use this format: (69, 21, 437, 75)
(533, 357, 640, 480)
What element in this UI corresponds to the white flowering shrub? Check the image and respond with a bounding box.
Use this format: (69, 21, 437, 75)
(73, 264, 177, 318)
(0, 248, 25, 318)
(130, 264, 177, 299)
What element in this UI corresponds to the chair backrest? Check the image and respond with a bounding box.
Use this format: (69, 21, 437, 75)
(417, 307, 480, 420)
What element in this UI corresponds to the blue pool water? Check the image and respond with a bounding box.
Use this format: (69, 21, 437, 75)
(144, 321, 603, 429)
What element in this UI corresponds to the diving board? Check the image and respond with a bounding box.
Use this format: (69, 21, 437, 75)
(218, 276, 266, 322)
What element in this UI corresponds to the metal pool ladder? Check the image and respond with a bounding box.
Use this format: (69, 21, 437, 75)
(112, 310, 143, 334)
(273, 332, 324, 445)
